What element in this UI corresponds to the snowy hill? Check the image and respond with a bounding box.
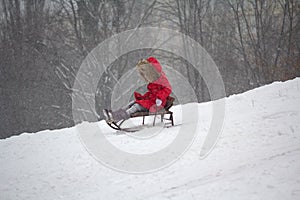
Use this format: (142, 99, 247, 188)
(1, 78, 300, 200)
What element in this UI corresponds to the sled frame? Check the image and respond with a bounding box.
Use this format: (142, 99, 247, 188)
(105, 97, 175, 132)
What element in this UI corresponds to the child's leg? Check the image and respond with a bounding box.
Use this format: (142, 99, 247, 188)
(123, 100, 135, 110)
(105, 103, 146, 122)
(126, 103, 147, 115)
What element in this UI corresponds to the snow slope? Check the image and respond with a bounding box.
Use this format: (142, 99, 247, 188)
(1, 78, 300, 200)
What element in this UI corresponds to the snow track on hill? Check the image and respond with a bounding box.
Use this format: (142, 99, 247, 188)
(1, 78, 300, 200)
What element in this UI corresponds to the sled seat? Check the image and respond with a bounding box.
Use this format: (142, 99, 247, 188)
(130, 96, 175, 126)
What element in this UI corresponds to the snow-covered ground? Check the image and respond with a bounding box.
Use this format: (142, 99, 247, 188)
(1, 78, 300, 200)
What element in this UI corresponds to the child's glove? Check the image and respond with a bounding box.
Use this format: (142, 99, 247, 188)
(156, 98, 162, 106)
(149, 99, 163, 113)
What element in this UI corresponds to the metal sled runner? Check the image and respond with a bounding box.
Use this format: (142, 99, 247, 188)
(106, 97, 175, 132)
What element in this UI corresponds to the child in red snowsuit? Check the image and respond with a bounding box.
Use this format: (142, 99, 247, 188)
(104, 57, 172, 122)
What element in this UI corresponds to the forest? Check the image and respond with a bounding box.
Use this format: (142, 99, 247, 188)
(0, 0, 299, 138)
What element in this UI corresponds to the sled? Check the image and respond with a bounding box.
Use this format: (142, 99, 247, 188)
(105, 97, 175, 132)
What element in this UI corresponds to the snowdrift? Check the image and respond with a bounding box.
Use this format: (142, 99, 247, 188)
(1, 78, 300, 200)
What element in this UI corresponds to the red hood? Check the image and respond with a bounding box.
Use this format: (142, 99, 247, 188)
(147, 56, 162, 73)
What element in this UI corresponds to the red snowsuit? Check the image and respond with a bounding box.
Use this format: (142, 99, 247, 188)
(134, 57, 172, 113)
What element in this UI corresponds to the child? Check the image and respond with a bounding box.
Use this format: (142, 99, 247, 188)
(103, 56, 172, 122)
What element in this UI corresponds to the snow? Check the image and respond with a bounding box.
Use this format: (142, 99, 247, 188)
(1, 78, 300, 200)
